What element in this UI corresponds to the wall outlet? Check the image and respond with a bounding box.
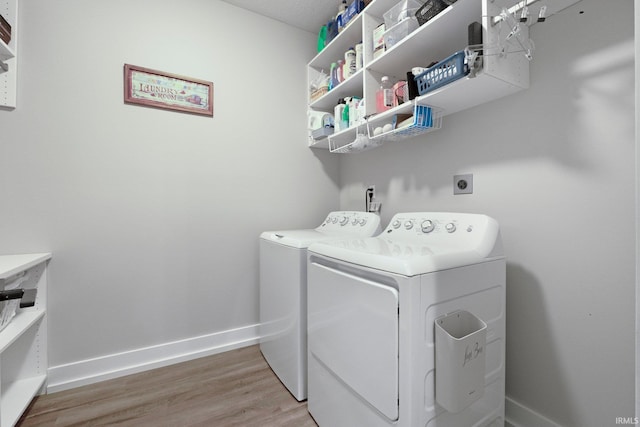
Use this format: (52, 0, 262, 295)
(454, 174, 473, 195)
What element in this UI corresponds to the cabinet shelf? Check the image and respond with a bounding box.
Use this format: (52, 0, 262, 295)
(0, 310, 45, 354)
(0, 39, 14, 62)
(0, 253, 50, 426)
(367, 0, 480, 78)
(1, 375, 47, 427)
(309, 68, 364, 111)
(309, 9, 368, 71)
(306, 0, 537, 152)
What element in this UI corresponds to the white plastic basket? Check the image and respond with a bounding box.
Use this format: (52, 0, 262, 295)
(435, 310, 487, 413)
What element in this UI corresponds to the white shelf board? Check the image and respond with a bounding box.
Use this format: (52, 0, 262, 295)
(0, 310, 45, 354)
(309, 11, 365, 71)
(309, 137, 330, 149)
(1, 375, 47, 427)
(0, 40, 14, 62)
(367, 0, 481, 78)
(0, 254, 51, 280)
(309, 68, 364, 112)
(415, 71, 525, 116)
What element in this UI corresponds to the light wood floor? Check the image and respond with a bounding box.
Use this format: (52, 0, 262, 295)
(18, 345, 318, 427)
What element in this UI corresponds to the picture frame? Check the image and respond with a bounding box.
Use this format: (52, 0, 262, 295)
(124, 64, 213, 117)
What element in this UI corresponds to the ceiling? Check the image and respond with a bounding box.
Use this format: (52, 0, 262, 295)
(219, 0, 334, 33)
(218, 0, 584, 37)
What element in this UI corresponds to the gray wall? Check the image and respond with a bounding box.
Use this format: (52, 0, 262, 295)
(636, 0, 640, 419)
(0, 0, 635, 425)
(0, 0, 338, 374)
(339, 1, 635, 426)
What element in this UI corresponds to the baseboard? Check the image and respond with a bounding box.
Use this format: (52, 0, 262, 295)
(47, 323, 260, 393)
(505, 396, 564, 427)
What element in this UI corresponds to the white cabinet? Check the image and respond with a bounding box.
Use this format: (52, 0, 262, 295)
(0, 0, 17, 109)
(307, 0, 531, 152)
(0, 253, 50, 427)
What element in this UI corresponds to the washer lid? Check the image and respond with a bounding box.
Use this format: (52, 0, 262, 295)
(260, 229, 347, 249)
(308, 212, 504, 276)
(260, 211, 381, 249)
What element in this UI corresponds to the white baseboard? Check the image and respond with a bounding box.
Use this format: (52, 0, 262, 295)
(47, 323, 260, 393)
(505, 396, 564, 427)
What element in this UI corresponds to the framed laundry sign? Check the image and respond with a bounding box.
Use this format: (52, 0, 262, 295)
(124, 64, 213, 117)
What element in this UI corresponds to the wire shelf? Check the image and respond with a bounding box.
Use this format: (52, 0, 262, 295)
(328, 103, 443, 153)
(367, 104, 443, 144)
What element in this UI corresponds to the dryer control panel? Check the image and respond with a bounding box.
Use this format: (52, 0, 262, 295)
(383, 212, 497, 241)
(309, 212, 502, 276)
(318, 211, 381, 236)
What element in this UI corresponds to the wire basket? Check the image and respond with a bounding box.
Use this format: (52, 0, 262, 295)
(367, 105, 443, 143)
(414, 50, 469, 96)
(415, 0, 457, 26)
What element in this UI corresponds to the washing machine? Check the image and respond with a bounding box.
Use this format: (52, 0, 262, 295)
(259, 211, 381, 401)
(307, 212, 506, 427)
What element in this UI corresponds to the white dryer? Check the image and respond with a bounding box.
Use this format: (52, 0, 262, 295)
(259, 211, 381, 401)
(307, 212, 506, 427)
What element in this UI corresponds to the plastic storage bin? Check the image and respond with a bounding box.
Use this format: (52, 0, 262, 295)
(414, 50, 469, 96)
(383, 16, 419, 50)
(435, 310, 487, 413)
(383, 0, 422, 28)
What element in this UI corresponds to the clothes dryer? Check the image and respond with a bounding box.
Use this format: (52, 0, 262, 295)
(307, 212, 505, 427)
(259, 211, 381, 401)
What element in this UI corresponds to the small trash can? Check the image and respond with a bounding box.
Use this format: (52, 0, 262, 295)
(435, 310, 487, 413)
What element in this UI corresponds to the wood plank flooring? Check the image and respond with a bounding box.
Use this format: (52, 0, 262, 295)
(18, 345, 317, 427)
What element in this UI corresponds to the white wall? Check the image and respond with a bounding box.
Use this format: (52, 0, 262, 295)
(339, 1, 635, 426)
(0, 0, 339, 389)
(636, 0, 640, 420)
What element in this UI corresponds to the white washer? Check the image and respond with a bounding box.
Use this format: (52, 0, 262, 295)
(307, 212, 506, 427)
(259, 211, 381, 401)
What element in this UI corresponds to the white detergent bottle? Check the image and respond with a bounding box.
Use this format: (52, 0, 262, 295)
(334, 98, 346, 132)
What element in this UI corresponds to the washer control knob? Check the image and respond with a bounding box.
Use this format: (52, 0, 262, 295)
(445, 222, 456, 233)
(340, 216, 349, 226)
(392, 220, 401, 229)
(332, 217, 338, 224)
(352, 218, 359, 226)
(421, 220, 435, 233)
(404, 220, 414, 230)
(359, 218, 367, 226)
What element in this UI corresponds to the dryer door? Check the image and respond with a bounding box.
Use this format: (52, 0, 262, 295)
(308, 260, 399, 421)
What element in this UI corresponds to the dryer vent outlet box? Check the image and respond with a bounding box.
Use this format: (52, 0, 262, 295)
(435, 310, 486, 413)
(454, 174, 473, 194)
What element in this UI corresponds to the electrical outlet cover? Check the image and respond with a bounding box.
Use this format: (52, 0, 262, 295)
(454, 174, 473, 195)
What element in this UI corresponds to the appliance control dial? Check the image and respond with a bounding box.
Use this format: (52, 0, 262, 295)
(445, 222, 456, 233)
(340, 216, 349, 226)
(392, 220, 401, 229)
(359, 218, 367, 226)
(352, 218, 359, 226)
(404, 220, 414, 230)
(421, 220, 435, 233)
(332, 217, 338, 224)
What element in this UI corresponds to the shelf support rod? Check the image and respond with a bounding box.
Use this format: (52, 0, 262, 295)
(492, 0, 542, 25)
